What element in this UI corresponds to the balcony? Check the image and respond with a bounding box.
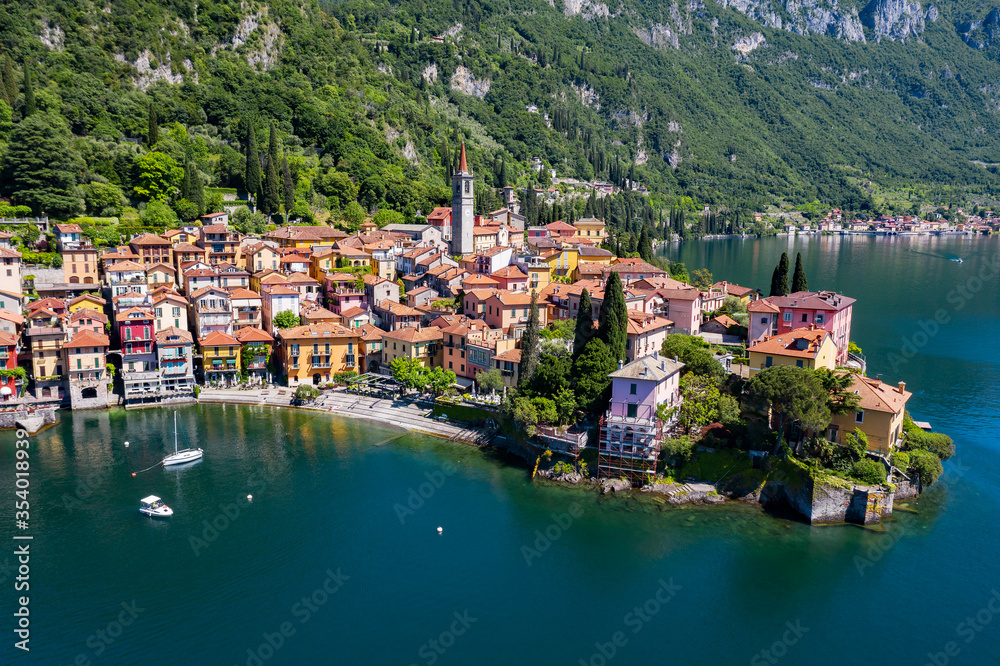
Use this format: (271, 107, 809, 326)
(123, 370, 160, 382)
(161, 364, 190, 376)
(72, 376, 104, 388)
(311, 355, 332, 368)
(344, 354, 356, 367)
(247, 361, 267, 370)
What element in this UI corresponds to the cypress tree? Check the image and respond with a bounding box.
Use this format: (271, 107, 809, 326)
(638, 225, 652, 262)
(267, 122, 279, 167)
(770, 252, 790, 297)
(282, 155, 294, 213)
(181, 162, 192, 200)
(791, 252, 808, 293)
(598, 271, 628, 363)
(189, 164, 205, 214)
(518, 293, 541, 387)
(22, 61, 36, 117)
(261, 152, 280, 216)
(2, 56, 16, 108)
(148, 103, 159, 146)
(573, 288, 595, 358)
(769, 265, 782, 298)
(244, 121, 261, 204)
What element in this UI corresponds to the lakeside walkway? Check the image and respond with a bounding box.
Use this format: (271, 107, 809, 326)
(196, 387, 488, 444)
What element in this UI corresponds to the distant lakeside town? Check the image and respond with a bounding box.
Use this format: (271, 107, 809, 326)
(0, 145, 959, 526)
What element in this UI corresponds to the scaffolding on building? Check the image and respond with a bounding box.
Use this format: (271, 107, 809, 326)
(597, 404, 665, 486)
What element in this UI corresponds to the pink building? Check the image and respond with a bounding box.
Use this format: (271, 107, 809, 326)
(748, 291, 855, 364)
(599, 353, 684, 486)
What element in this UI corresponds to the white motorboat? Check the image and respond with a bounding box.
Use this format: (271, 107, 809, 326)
(162, 411, 203, 466)
(139, 495, 173, 517)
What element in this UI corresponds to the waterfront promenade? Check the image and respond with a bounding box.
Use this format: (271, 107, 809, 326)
(197, 387, 488, 443)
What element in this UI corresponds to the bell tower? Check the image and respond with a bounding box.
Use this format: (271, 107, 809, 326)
(451, 143, 474, 256)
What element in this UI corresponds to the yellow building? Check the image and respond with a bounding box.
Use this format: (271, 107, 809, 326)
(381, 326, 443, 370)
(829, 374, 912, 455)
(199, 331, 240, 382)
(68, 293, 106, 314)
(525, 260, 551, 293)
(537, 246, 579, 279)
(748, 327, 837, 376)
(573, 217, 607, 242)
(277, 322, 362, 386)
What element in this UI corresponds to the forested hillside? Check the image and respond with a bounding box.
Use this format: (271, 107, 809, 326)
(0, 0, 998, 233)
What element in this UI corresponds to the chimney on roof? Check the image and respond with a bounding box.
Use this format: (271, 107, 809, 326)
(898, 381, 906, 394)
(618, 359, 624, 370)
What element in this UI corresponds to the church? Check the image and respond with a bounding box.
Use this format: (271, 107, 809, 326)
(451, 143, 475, 256)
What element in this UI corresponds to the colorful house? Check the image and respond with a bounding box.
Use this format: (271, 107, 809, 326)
(200, 331, 241, 384)
(381, 326, 443, 370)
(277, 322, 361, 386)
(748, 291, 855, 364)
(599, 353, 685, 486)
(747, 327, 838, 376)
(0, 330, 21, 400)
(235, 327, 274, 382)
(156, 327, 196, 399)
(64, 330, 109, 409)
(828, 375, 912, 455)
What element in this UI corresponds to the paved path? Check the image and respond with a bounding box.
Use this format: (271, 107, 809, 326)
(197, 388, 486, 443)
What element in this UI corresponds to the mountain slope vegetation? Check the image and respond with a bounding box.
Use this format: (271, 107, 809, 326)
(0, 0, 998, 228)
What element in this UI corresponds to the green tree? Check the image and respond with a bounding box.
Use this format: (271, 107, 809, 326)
(791, 252, 808, 293)
(660, 334, 723, 379)
(0, 113, 84, 217)
(554, 387, 578, 425)
(187, 163, 205, 215)
(22, 60, 35, 117)
(230, 206, 268, 236)
(244, 121, 261, 202)
(744, 365, 831, 452)
(133, 152, 183, 201)
(261, 153, 280, 215)
(518, 293, 541, 387)
(572, 338, 616, 413)
(526, 353, 572, 398)
(637, 225, 652, 262)
(141, 200, 178, 227)
(597, 271, 628, 363)
(511, 396, 539, 436)
(1, 56, 16, 108)
(148, 103, 159, 146)
(691, 268, 713, 290)
(372, 209, 404, 227)
(426, 366, 456, 396)
(908, 449, 943, 485)
(342, 201, 366, 229)
(851, 458, 886, 486)
(282, 156, 294, 214)
(770, 252, 790, 297)
(476, 368, 504, 393)
(272, 310, 299, 329)
(573, 288, 595, 358)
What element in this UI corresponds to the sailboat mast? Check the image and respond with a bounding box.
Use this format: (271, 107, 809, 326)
(174, 411, 178, 453)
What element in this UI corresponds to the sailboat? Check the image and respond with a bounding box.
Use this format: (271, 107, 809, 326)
(162, 411, 203, 466)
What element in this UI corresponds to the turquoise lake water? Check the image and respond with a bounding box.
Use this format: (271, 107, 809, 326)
(0, 234, 998, 665)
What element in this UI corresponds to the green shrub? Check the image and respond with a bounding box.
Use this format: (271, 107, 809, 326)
(890, 451, 910, 470)
(908, 449, 943, 486)
(907, 430, 955, 461)
(850, 458, 886, 486)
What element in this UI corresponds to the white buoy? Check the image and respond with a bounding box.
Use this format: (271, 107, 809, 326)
(437, 527, 443, 534)
(247, 494, 253, 502)
(124, 441, 129, 448)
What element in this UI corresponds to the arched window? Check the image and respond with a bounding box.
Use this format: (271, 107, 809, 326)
(464, 181, 470, 194)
